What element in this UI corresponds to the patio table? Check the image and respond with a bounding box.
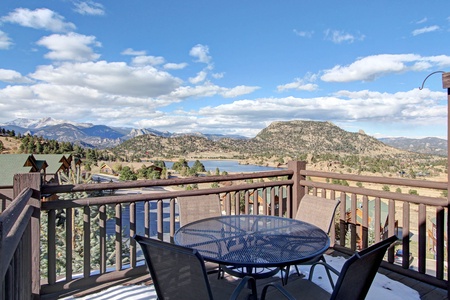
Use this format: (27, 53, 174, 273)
(174, 215, 330, 279)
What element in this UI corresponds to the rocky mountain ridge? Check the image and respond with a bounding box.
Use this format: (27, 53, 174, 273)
(1, 117, 446, 156)
(111, 121, 441, 169)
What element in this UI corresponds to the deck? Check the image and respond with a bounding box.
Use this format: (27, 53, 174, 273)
(1, 161, 449, 299)
(62, 249, 448, 300)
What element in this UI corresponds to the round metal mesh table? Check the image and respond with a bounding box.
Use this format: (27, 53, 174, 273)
(174, 215, 330, 272)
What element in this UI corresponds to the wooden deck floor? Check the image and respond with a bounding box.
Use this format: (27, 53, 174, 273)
(377, 267, 447, 300)
(65, 251, 448, 300)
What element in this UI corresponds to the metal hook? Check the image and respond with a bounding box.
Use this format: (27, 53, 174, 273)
(419, 71, 445, 90)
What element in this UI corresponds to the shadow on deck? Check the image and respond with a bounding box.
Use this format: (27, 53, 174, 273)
(63, 249, 448, 300)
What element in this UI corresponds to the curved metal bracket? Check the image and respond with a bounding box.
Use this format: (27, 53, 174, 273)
(419, 71, 445, 90)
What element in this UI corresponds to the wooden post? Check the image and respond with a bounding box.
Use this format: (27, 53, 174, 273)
(13, 173, 41, 299)
(287, 161, 306, 218)
(442, 72, 450, 296)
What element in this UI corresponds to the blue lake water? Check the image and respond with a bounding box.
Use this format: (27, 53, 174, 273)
(164, 159, 281, 173)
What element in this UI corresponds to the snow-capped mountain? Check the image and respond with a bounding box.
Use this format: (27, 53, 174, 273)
(4, 117, 93, 129)
(0, 117, 247, 149)
(1, 118, 130, 148)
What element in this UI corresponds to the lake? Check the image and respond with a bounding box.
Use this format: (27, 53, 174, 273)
(164, 159, 282, 173)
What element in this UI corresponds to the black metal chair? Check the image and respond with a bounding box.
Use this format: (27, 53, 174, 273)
(134, 235, 257, 300)
(261, 235, 398, 300)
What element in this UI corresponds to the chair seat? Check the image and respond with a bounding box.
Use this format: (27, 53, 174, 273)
(208, 274, 255, 300)
(261, 236, 398, 300)
(265, 280, 331, 299)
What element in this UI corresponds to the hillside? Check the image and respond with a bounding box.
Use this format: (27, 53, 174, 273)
(2, 120, 447, 176)
(0, 136, 20, 154)
(111, 121, 441, 167)
(379, 137, 447, 156)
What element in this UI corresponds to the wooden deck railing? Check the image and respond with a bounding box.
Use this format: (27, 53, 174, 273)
(301, 168, 448, 289)
(1, 160, 449, 298)
(0, 174, 41, 300)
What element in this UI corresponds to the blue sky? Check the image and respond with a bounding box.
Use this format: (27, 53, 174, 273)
(0, 1, 450, 138)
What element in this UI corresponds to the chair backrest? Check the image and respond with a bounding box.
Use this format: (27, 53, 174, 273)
(177, 194, 222, 227)
(330, 235, 397, 300)
(295, 195, 340, 233)
(134, 235, 214, 300)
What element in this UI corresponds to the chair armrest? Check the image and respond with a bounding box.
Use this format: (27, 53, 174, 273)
(309, 261, 340, 289)
(230, 276, 257, 300)
(310, 261, 340, 277)
(260, 283, 296, 300)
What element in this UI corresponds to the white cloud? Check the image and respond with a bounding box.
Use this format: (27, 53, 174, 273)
(324, 29, 365, 44)
(189, 44, 212, 64)
(1, 8, 76, 32)
(212, 72, 224, 79)
(277, 78, 318, 92)
(416, 17, 428, 24)
(189, 70, 208, 84)
(165, 82, 258, 100)
(320, 54, 450, 82)
(30, 61, 182, 98)
(121, 48, 147, 56)
(164, 62, 188, 70)
(132, 55, 165, 67)
(278, 73, 319, 92)
(188, 88, 447, 136)
(36, 32, 101, 62)
(293, 29, 314, 38)
(412, 25, 440, 36)
(168, 83, 223, 99)
(73, 1, 105, 16)
(0, 69, 33, 83)
(220, 85, 260, 98)
(0, 30, 13, 49)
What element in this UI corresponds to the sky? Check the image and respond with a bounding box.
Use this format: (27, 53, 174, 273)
(0, 1, 450, 139)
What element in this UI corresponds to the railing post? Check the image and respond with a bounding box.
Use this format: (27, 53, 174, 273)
(442, 72, 450, 296)
(287, 161, 306, 218)
(13, 173, 41, 299)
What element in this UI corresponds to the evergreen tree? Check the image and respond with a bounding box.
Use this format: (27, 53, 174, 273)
(119, 166, 137, 181)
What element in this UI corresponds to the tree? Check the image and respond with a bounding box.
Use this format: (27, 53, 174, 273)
(192, 160, 206, 173)
(173, 158, 189, 172)
(40, 165, 124, 278)
(119, 166, 137, 181)
(408, 189, 418, 195)
(153, 160, 166, 168)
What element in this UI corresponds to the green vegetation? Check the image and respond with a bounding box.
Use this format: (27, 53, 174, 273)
(2, 120, 446, 181)
(40, 165, 127, 278)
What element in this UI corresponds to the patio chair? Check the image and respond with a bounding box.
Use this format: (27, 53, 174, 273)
(134, 235, 257, 300)
(177, 194, 223, 274)
(282, 195, 340, 284)
(261, 235, 398, 300)
(177, 194, 222, 227)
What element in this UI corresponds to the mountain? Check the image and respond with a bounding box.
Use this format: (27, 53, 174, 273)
(379, 137, 447, 156)
(1, 118, 127, 148)
(5, 117, 93, 129)
(0, 117, 446, 157)
(0, 117, 247, 149)
(111, 120, 426, 164)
